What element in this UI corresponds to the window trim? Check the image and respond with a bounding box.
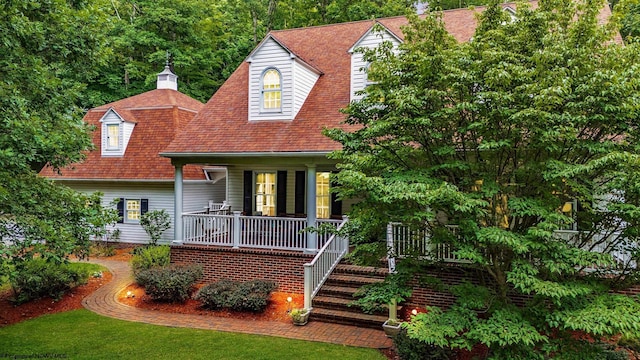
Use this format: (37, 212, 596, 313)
(254, 172, 277, 216)
(260, 68, 282, 113)
(105, 123, 121, 151)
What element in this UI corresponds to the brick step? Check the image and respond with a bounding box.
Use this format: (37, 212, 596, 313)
(310, 307, 388, 329)
(334, 264, 389, 277)
(313, 295, 397, 314)
(316, 285, 360, 299)
(325, 274, 385, 287)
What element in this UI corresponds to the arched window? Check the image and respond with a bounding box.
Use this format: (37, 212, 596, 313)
(261, 68, 282, 111)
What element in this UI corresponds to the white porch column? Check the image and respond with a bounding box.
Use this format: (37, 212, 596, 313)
(173, 162, 184, 244)
(305, 164, 317, 253)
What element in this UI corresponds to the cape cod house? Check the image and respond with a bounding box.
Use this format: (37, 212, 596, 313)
(161, 4, 544, 318)
(162, 1, 623, 324)
(40, 67, 224, 244)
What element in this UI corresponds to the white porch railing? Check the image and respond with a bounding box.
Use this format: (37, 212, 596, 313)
(387, 223, 635, 272)
(182, 211, 342, 252)
(554, 230, 632, 265)
(304, 217, 349, 309)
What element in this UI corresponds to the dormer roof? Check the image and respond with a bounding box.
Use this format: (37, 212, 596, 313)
(247, 34, 323, 75)
(40, 87, 205, 181)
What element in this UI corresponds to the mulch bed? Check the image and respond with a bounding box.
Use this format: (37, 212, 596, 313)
(0, 270, 112, 327)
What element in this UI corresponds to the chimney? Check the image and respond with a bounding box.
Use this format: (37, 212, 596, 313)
(156, 65, 178, 91)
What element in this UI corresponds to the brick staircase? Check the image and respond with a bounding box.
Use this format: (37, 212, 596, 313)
(310, 262, 390, 329)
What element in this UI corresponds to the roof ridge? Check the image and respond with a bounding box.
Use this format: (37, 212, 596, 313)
(267, 1, 525, 35)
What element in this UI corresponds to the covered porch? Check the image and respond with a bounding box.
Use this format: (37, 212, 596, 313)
(168, 152, 347, 253)
(166, 153, 353, 310)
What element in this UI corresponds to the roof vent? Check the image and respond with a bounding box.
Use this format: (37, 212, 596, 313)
(156, 63, 178, 91)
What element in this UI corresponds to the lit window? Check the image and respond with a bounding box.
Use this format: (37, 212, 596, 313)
(316, 172, 331, 219)
(261, 69, 281, 111)
(255, 172, 276, 216)
(106, 124, 120, 150)
(126, 199, 141, 222)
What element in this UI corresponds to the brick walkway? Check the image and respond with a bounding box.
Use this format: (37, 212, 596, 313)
(82, 259, 393, 349)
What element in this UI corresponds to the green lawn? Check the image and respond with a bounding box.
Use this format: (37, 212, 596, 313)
(0, 310, 386, 360)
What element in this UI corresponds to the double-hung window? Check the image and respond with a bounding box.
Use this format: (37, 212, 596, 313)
(106, 124, 120, 150)
(261, 68, 282, 112)
(255, 172, 276, 216)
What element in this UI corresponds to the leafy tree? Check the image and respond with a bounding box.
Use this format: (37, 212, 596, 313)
(326, 0, 640, 357)
(85, 0, 233, 105)
(429, 0, 490, 11)
(614, 0, 640, 41)
(0, 0, 116, 279)
(84, 0, 417, 107)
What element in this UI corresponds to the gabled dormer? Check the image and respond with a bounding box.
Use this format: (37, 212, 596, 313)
(246, 35, 322, 121)
(349, 23, 402, 102)
(99, 108, 135, 157)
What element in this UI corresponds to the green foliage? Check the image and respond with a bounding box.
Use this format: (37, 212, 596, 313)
(9, 259, 90, 304)
(195, 279, 277, 312)
(131, 245, 170, 280)
(326, 0, 640, 357)
(140, 209, 171, 245)
(352, 273, 412, 314)
(429, 0, 490, 10)
(614, 0, 640, 42)
(393, 328, 455, 360)
(0, 0, 115, 283)
(136, 265, 202, 302)
(290, 308, 310, 323)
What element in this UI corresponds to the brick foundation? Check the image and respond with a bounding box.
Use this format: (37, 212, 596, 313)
(170, 245, 314, 293)
(402, 265, 531, 313)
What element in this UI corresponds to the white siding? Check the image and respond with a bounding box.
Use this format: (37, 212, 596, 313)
(249, 38, 294, 121)
(350, 28, 401, 101)
(65, 181, 216, 244)
(292, 60, 320, 117)
(122, 121, 135, 155)
(183, 182, 221, 213)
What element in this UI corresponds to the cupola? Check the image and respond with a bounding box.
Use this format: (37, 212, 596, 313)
(156, 64, 178, 91)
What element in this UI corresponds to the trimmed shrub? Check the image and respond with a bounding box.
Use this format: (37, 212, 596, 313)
(194, 279, 237, 309)
(195, 279, 277, 312)
(393, 329, 454, 360)
(131, 245, 170, 281)
(10, 259, 89, 304)
(136, 265, 203, 302)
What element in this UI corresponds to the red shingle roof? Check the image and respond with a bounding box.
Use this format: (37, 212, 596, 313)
(163, 3, 555, 156)
(40, 89, 205, 180)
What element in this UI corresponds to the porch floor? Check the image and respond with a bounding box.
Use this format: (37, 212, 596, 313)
(82, 258, 393, 349)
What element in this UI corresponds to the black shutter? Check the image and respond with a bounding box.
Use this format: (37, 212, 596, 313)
(277, 171, 287, 216)
(331, 172, 342, 217)
(141, 199, 149, 215)
(295, 171, 305, 214)
(116, 198, 124, 223)
(243, 170, 253, 215)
